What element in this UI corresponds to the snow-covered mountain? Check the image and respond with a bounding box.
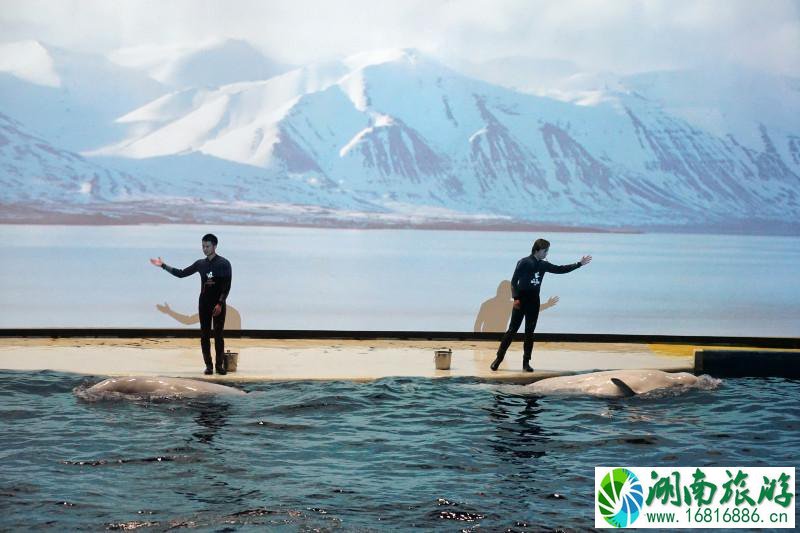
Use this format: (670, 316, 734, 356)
(94, 59, 349, 161)
(621, 66, 800, 163)
(463, 56, 800, 172)
(0, 112, 150, 207)
(0, 39, 293, 152)
(108, 39, 292, 89)
(0, 110, 395, 224)
(0, 40, 167, 152)
(1, 42, 798, 232)
(91, 48, 800, 230)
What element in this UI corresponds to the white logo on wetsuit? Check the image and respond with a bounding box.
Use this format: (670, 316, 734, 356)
(531, 272, 541, 286)
(207, 271, 214, 279)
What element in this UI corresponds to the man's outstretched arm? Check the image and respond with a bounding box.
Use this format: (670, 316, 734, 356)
(150, 257, 199, 278)
(543, 255, 592, 274)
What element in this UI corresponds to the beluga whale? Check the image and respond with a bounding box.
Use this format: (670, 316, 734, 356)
(79, 376, 246, 399)
(528, 369, 710, 398)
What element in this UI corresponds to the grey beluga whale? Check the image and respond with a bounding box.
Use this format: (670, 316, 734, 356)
(528, 369, 699, 398)
(85, 376, 246, 397)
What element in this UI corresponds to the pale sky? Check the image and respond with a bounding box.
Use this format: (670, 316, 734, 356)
(1, 0, 798, 76)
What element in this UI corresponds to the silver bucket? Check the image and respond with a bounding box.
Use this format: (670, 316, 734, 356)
(434, 349, 452, 370)
(224, 350, 239, 372)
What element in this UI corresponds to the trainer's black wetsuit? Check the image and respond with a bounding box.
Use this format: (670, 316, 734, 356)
(162, 255, 232, 370)
(496, 255, 581, 367)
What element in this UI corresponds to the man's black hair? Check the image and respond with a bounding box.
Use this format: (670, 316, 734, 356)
(202, 233, 218, 246)
(532, 238, 550, 254)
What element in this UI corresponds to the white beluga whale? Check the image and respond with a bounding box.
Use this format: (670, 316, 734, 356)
(81, 376, 246, 398)
(528, 369, 704, 398)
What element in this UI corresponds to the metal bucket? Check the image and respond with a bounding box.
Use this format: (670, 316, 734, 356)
(224, 350, 239, 372)
(434, 349, 452, 370)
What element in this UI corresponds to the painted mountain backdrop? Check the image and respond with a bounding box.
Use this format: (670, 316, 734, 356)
(1, 39, 798, 232)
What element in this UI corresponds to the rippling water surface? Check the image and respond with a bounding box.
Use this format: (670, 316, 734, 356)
(1, 371, 798, 530)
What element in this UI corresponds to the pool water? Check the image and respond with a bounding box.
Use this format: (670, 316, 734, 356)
(1, 371, 798, 530)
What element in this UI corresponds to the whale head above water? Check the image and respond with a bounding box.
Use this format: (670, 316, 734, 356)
(528, 369, 702, 398)
(82, 376, 246, 398)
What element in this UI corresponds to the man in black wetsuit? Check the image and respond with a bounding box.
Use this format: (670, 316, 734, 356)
(150, 234, 232, 375)
(491, 238, 591, 373)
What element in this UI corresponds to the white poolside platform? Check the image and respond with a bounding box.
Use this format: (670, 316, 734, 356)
(0, 337, 697, 383)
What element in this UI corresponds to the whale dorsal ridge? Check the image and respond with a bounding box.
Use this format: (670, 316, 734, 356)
(611, 378, 637, 397)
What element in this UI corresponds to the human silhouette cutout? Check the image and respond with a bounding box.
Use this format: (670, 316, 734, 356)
(474, 280, 559, 333)
(156, 302, 242, 330)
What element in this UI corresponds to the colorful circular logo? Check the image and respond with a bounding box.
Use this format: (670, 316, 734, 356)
(597, 468, 644, 527)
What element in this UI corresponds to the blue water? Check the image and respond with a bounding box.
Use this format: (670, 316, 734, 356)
(1, 371, 798, 530)
(2, 224, 799, 336)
